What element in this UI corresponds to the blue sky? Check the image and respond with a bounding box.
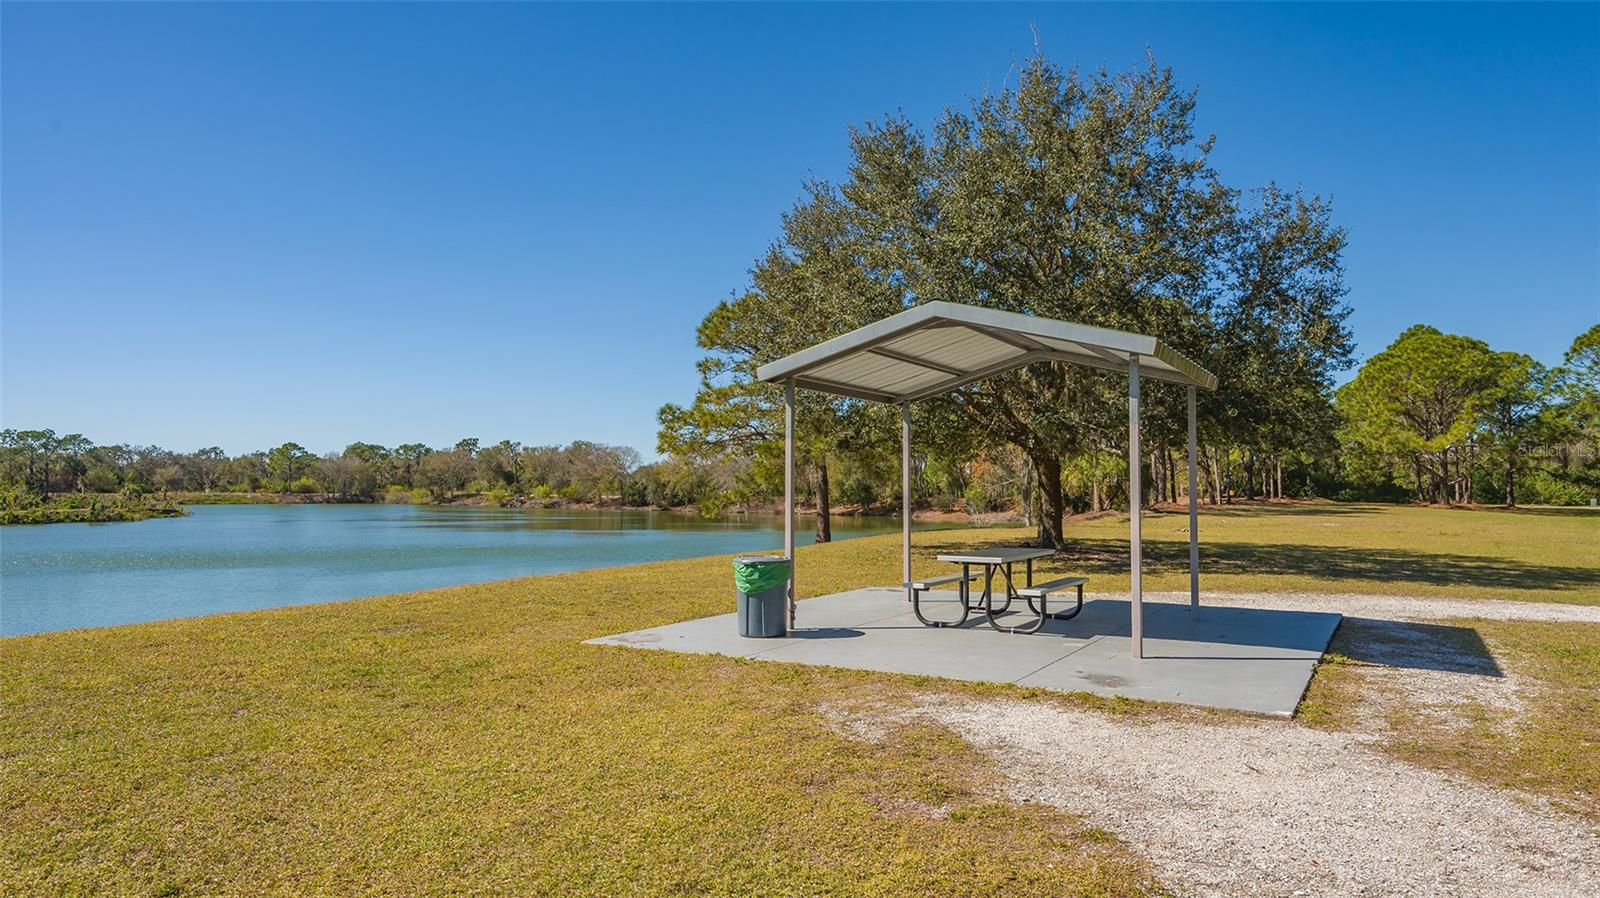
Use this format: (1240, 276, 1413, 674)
(4, 2, 1596, 457)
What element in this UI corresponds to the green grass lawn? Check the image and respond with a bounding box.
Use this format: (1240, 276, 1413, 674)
(2, 502, 1596, 895)
(981, 501, 1600, 604)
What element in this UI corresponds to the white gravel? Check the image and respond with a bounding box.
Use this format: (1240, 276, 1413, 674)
(1142, 590, 1600, 624)
(902, 696, 1600, 898)
(829, 594, 1600, 897)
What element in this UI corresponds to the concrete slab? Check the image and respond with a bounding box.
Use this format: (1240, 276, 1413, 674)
(588, 589, 1341, 716)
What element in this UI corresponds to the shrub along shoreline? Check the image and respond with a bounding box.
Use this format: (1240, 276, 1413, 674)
(0, 490, 185, 525)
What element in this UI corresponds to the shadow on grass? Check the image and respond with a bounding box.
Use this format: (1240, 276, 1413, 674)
(920, 536, 1600, 594)
(1330, 618, 1503, 677)
(1148, 502, 1382, 518)
(1492, 506, 1600, 518)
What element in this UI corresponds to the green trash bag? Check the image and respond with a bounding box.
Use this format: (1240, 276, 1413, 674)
(732, 555, 790, 594)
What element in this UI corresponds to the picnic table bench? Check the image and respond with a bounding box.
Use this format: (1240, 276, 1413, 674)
(911, 548, 1087, 634)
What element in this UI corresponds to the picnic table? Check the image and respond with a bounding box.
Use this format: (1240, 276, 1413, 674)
(911, 547, 1087, 634)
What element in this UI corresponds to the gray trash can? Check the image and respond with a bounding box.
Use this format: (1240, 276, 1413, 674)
(732, 555, 790, 638)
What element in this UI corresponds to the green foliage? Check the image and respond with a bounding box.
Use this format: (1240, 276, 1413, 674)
(1521, 469, 1593, 506)
(1337, 326, 1494, 502)
(1337, 323, 1596, 506)
(0, 482, 183, 524)
(659, 54, 1354, 543)
(265, 442, 314, 489)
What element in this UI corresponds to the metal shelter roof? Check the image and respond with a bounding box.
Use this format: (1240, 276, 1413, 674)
(755, 301, 1217, 401)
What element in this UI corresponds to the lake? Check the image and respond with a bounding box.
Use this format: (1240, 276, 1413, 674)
(0, 504, 923, 637)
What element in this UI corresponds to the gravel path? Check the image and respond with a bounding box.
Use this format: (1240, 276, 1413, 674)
(830, 594, 1600, 897)
(907, 696, 1600, 898)
(1142, 590, 1600, 623)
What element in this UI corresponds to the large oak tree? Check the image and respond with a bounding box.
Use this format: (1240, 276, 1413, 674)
(662, 56, 1353, 547)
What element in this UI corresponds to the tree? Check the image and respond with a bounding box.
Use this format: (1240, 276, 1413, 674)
(664, 56, 1352, 546)
(416, 447, 473, 499)
(562, 441, 642, 503)
(186, 447, 227, 493)
(318, 453, 372, 500)
(266, 442, 314, 490)
(0, 429, 66, 497)
(1478, 352, 1549, 506)
(1551, 324, 1600, 476)
(476, 440, 522, 489)
(1337, 326, 1495, 504)
(391, 443, 432, 487)
(658, 183, 901, 538)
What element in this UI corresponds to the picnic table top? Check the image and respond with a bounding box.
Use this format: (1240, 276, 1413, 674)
(934, 547, 1055, 565)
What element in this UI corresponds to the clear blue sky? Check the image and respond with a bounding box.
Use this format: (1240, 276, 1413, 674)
(4, 3, 1596, 457)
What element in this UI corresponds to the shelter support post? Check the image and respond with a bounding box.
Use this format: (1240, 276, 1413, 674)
(901, 404, 912, 602)
(784, 382, 796, 627)
(1188, 385, 1199, 617)
(1129, 357, 1143, 659)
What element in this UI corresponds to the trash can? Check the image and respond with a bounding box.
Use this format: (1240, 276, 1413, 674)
(733, 554, 790, 638)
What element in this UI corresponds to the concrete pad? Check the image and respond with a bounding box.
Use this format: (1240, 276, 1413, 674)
(588, 589, 1341, 717)
(590, 587, 910, 658)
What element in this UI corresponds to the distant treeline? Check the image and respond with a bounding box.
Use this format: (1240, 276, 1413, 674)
(3, 321, 1596, 527)
(0, 435, 749, 511)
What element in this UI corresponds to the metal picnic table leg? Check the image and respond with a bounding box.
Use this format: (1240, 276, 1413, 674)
(913, 562, 972, 629)
(987, 562, 1013, 614)
(1023, 581, 1085, 622)
(986, 561, 1045, 634)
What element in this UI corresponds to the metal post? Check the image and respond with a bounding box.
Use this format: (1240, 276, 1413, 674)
(901, 403, 912, 602)
(1187, 385, 1199, 617)
(784, 382, 796, 628)
(1128, 356, 1142, 659)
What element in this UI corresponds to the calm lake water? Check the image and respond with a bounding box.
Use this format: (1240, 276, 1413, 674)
(0, 504, 921, 637)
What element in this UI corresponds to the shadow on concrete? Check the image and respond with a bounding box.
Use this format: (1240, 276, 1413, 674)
(788, 627, 865, 640)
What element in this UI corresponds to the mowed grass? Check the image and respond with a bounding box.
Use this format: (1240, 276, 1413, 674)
(1012, 501, 1600, 604)
(2, 540, 1158, 898)
(2, 502, 1596, 895)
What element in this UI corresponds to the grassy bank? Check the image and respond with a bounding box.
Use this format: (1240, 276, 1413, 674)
(2, 535, 1158, 897)
(3, 503, 1596, 895)
(0, 494, 185, 525)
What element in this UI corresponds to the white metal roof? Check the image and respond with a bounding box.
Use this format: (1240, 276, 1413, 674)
(755, 301, 1217, 402)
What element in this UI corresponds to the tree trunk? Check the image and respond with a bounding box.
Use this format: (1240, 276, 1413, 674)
(1032, 451, 1067, 550)
(1211, 452, 1223, 506)
(814, 461, 832, 543)
(1243, 453, 1256, 501)
(1169, 448, 1178, 506)
(1505, 456, 1516, 507)
(1021, 455, 1036, 528)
